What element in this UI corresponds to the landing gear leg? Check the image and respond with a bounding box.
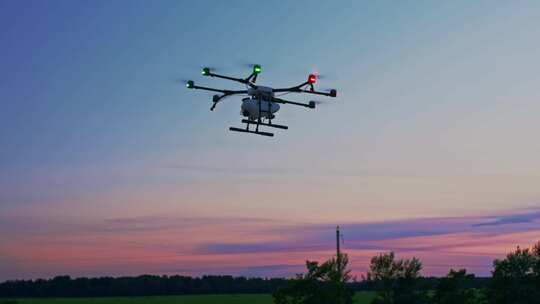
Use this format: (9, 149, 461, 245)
(256, 95, 262, 132)
(268, 100, 272, 125)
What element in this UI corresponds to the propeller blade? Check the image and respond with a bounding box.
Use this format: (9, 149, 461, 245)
(320, 87, 338, 94)
(235, 61, 263, 74)
(173, 78, 191, 85)
(310, 100, 334, 106)
(314, 73, 327, 80)
(309, 68, 335, 81)
(199, 65, 230, 75)
(236, 60, 260, 69)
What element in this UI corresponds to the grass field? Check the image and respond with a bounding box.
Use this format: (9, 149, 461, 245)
(4, 292, 376, 304)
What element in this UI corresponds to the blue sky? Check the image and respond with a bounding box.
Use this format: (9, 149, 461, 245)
(1, 0, 540, 280)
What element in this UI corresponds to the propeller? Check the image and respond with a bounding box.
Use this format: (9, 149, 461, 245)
(235, 60, 260, 69)
(200, 65, 237, 77)
(235, 61, 263, 74)
(173, 78, 193, 87)
(306, 67, 333, 81)
(313, 73, 328, 80)
(200, 65, 225, 72)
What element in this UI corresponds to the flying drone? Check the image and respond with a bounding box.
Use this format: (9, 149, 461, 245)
(185, 65, 337, 137)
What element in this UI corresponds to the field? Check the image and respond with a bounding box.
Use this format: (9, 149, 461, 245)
(4, 292, 376, 304)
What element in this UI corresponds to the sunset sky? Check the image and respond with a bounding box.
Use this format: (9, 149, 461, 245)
(1, 1, 540, 281)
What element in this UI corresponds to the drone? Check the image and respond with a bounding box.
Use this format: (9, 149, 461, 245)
(185, 65, 337, 137)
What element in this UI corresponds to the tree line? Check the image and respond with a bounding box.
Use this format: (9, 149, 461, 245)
(0, 275, 288, 298)
(361, 241, 540, 304)
(274, 240, 540, 304)
(0, 274, 489, 298)
(1, 241, 539, 304)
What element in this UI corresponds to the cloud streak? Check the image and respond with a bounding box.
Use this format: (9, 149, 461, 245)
(1, 208, 540, 281)
(472, 210, 540, 227)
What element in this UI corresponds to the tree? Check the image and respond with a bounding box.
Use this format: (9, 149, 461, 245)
(487, 243, 540, 304)
(433, 269, 481, 304)
(534, 242, 540, 289)
(273, 253, 354, 304)
(364, 252, 428, 304)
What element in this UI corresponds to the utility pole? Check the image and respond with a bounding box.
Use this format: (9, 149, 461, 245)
(336, 225, 341, 273)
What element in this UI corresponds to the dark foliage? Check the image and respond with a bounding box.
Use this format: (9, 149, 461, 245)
(365, 252, 429, 304)
(487, 242, 540, 304)
(273, 254, 354, 304)
(0, 273, 493, 299)
(10, 241, 540, 303)
(0, 275, 288, 298)
(350, 276, 489, 293)
(433, 269, 483, 304)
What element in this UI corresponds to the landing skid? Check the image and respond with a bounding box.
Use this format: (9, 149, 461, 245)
(229, 127, 273, 137)
(229, 118, 290, 137)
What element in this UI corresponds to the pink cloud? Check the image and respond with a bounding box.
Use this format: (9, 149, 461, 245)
(1, 208, 540, 280)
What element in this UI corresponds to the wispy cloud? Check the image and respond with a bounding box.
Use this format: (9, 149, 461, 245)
(1, 208, 540, 280)
(473, 210, 540, 227)
(193, 209, 540, 256)
(164, 164, 434, 180)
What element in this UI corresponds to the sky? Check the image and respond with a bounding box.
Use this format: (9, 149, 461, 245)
(1, 0, 540, 281)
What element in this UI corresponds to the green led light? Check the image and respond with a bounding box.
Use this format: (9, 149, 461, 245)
(253, 65, 261, 74)
(186, 80, 194, 88)
(202, 67, 210, 76)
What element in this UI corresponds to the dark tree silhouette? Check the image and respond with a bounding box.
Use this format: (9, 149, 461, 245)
(273, 253, 354, 304)
(0, 275, 288, 298)
(364, 252, 429, 304)
(433, 269, 482, 304)
(487, 242, 540, 304)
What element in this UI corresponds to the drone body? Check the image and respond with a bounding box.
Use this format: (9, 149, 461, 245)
(186, 65, 337, 137)
(241, 96, 280, 120)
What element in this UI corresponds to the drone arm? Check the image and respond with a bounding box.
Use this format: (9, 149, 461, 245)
(273, 76, 337, 97)
(273, 86, 336, 98)
(272, 97, 315, 109)
(188, 83, 247, 110)
(299, 89, 337, 97)
(274, 84, 336, 97)
(210, 92, 231, 111)
(207, 72, 257, 88)
(191, 84, 247, 95)
(272, 82, 309, 93)
(191, 84, 230, 94)
(209, 90, 248, 111)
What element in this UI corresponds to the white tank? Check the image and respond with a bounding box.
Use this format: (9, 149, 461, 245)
(241, 97, 280, 120)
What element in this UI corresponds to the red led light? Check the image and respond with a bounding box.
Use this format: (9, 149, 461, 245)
(308, 74, 317, 84)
